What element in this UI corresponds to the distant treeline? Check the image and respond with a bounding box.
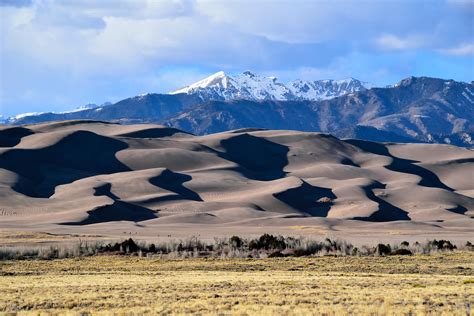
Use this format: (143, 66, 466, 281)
(1, 234, 473, 260)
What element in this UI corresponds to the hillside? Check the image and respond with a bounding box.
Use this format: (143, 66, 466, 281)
(6, 76, 473, 147)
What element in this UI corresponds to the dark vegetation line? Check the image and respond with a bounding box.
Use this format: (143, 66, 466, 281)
(1, 234, 472, 261)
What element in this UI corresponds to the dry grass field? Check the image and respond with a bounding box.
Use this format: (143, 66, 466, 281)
(1, 253, 473, 315)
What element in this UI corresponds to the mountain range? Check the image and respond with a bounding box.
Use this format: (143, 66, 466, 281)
(3, 72, 473, 147)
(170, 71, 371, 101)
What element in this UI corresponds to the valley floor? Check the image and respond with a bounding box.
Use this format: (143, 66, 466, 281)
(1, 253, 473, 315)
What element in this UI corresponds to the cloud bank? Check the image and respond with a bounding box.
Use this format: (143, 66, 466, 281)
(1, 0, 473, 116)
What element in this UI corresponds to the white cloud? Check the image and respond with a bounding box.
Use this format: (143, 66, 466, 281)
(375, 34, 427, 51)
(438, 43, 474, 56)
(2, 0, 472, 70)
(1, 0, 473, 116)
(196, 0, 398, 44)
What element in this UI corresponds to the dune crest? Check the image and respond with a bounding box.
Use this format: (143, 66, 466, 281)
(0, 120, 473, 237)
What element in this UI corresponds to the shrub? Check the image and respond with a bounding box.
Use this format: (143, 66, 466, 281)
(121, 238, 139, 253)
(268, 251, 286, 258)
(259, 234, 278, 250)
(390, 249, 413, 256)
(148, 244, 157, 253)
(284, 237, 301, 249)
(249, 234, 286, 250)
(465, 242, 474, 251)
(248, 239, 258, 250)
(295, 239, 323, 256)
(375, 244, 391, 256)
(229, 236, 243, 249)
(429, 240, 456, 251)
(0, 248, 17, 260)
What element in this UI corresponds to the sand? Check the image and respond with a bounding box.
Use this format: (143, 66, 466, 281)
(0, 120, 473, 243)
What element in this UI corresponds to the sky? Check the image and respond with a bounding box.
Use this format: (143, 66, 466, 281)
(0, 0, 473, 117)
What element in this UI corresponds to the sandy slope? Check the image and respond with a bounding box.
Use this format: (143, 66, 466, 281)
(0, 121, 473, 240)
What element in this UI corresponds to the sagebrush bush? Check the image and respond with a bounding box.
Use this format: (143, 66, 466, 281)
(0, 236, 467, 260)
(249, 234, 286, 250)
(375, 244, 391, 256)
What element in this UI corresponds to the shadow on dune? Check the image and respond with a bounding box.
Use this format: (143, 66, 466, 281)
(274, 180, 337, 217)
(36, 120, 115, 129)
(230, 128, 267, 133)
(62, 183, 157, 225)
(149, 169, 202, 201)
(218, 133, 289, 181)
(446, 205, 468, 215)
(63, 201, 158, 225)
(0, 130, 130, 197)
(0, 127, 34, 147)
(94, 183, 120, 200)
(346, 139, 454, 192)
(353, 183, 410, 222)
(117, 127, 191, 138)
(63, 182, 158, 225)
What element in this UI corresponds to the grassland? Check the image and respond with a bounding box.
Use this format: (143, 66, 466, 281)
(1, 252, 473, 315)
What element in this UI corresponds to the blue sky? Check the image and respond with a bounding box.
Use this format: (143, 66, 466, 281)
(0, 0, 473, 117)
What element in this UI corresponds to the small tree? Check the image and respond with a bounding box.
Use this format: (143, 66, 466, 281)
(229, 236, 243, 249)
(375, 244, 391, 256)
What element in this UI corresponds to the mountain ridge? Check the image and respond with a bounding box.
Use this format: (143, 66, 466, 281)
(170, 71, 371, 101)
(167, 76, 474, 146)
(2, 75, 473, 147)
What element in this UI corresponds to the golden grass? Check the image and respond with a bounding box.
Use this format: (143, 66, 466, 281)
(1, 252, 473, 315)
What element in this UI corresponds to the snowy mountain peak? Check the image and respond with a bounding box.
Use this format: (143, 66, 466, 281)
(170, 71, 372, 102)
(173, 71, 228, 93)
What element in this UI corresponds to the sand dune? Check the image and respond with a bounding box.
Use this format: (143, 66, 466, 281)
(0, 120, 473, 239)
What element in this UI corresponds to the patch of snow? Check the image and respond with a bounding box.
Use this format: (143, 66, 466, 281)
(462, 91, 474, 104)
(172, 71, 227, 93)
(7, 103, 102, 123)
(461, 133, 472, 144)
(13, 112, 47, 120)
(58, 104, 98, 114)
(412, 114, 430, 118)
(171, 71, 373, 102)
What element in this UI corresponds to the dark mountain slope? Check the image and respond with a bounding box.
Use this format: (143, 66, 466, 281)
(166, 77, 473, 146)
(11, 93, 200, 125)
(5, 77, 473, 147)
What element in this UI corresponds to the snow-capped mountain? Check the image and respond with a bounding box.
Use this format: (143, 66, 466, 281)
(287, 78, 372, 100)
(167, 77, 474, 147)
(170, 71, 371, 101)
(4, 72, 370, 124)
(4, 75, 473, 147)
